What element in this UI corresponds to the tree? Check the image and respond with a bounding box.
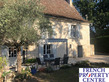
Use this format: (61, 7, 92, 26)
(0, 0, 51, 73)
(74, 0, 109, 37)
(74, 0, 96, 22)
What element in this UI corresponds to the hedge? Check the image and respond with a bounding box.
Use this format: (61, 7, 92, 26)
(91, 36, 109, 53)
(25, 58, 37, 63)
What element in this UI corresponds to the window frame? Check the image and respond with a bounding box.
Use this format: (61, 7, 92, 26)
(43, 44, 53, 55)
(9, 48, 17, 57)
(71, 25, 77, 38)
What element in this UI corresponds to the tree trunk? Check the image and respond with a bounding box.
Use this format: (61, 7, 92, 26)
(17, 50, 22, 73)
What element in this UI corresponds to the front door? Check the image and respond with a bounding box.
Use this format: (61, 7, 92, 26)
(43, 44, 53, 58)
(78, 45, 83, 57)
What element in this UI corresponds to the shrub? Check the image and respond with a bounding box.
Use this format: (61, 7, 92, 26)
(45, 67, 54, 73)
(2, 71, 11, 78)
(15, 67, 32, 81)
(60, 65, 71, 69)
(0, 57, 7, 71)
(90, 63, 109, 67)
(74, 60, 91, 67)
(25, 58, 37, 63)
(0, 57, 7, 81)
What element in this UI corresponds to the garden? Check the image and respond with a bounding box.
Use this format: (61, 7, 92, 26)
(1, 57, 109, 82)
(13, 60, 109, 82)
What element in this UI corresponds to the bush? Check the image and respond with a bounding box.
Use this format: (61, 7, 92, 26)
(45, 67, 54, 73)
(25, 58, 37, 63)
(90, 63, 109, 67)
(0, 57, 7, 70)
(14, 67, 32, 81)
(74, 61, 91, 67)
(60, 65, 71, 69)
(0, 57, 8, 81)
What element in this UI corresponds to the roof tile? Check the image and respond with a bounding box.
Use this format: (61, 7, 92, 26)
(40, 0, 86, 21)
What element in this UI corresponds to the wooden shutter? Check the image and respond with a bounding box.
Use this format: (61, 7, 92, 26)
(39, 44, 44, 61)
(52, 26, 55, 38)
(1, 46, 9, 58)
(52, 44, 57, 58)
(68, 24, 71, 38)
(77, 24, 80, 38)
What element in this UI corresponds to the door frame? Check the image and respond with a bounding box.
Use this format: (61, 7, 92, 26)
(77, 45, 83, 57)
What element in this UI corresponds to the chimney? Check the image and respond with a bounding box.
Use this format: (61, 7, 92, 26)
(65, 0, 73, 7)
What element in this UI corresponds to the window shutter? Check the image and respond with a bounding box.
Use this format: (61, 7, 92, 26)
(52, 44, 57, 58)
(52, 26, 55, 38)
(77, 24, 80, 38)
(68, 24, 71, 38)
(1, 47, 9, 59)
(39, 44, 44, 61)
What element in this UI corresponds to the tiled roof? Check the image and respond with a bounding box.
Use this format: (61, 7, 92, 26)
(40, 0, 86, 21)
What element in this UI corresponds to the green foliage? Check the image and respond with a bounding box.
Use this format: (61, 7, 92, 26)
(21, 66, 31, 73)
(0, 0, 52, 47)
(14, 73, 31, 81)
(45, 67, 54, 73)
(91, 63, 109, 67)
(74, 60, 91, 67)
(74, 0, 96, 22)
(15, 67, 31, 81)
(0, 0, 52, 72)
(60, 65, 71, 69)
(25, 58, 37, 63)
(91, 36, 109, 53)
(0, 57, 7, 71)
(74, 0, 109, 37)
(2, 71, 11, 78)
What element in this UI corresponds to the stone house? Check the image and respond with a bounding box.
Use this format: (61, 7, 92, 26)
(0, 0, 94, 66)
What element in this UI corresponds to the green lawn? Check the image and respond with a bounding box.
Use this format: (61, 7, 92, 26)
(35, 67, 79, 82)
(34, 62, 109, 82)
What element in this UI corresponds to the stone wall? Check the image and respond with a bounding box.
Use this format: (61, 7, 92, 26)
(50, 17, 91, 57)
(90, 44, 95, 56)
(26, 17, 91, 59)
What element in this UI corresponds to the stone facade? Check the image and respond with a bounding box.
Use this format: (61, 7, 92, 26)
(0, 16, 93, 66)
(26, 17, 91, 60)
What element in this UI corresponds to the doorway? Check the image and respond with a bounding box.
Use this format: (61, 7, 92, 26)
(43, 44, 53, 58)
(78, 45, 83, 57)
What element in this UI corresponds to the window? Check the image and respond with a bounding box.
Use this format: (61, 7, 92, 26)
(43, 44, 52, 54)
(9, 48, 17, 57)
(71, 25, 76, 38)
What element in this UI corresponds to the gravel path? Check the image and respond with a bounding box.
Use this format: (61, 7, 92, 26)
(69, 55, 109, 64)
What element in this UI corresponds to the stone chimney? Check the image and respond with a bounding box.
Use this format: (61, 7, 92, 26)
(65, 0, 73, 7)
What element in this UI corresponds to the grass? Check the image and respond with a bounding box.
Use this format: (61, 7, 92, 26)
(34, 62, 109, 82)
(35, 67, 79, 82)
